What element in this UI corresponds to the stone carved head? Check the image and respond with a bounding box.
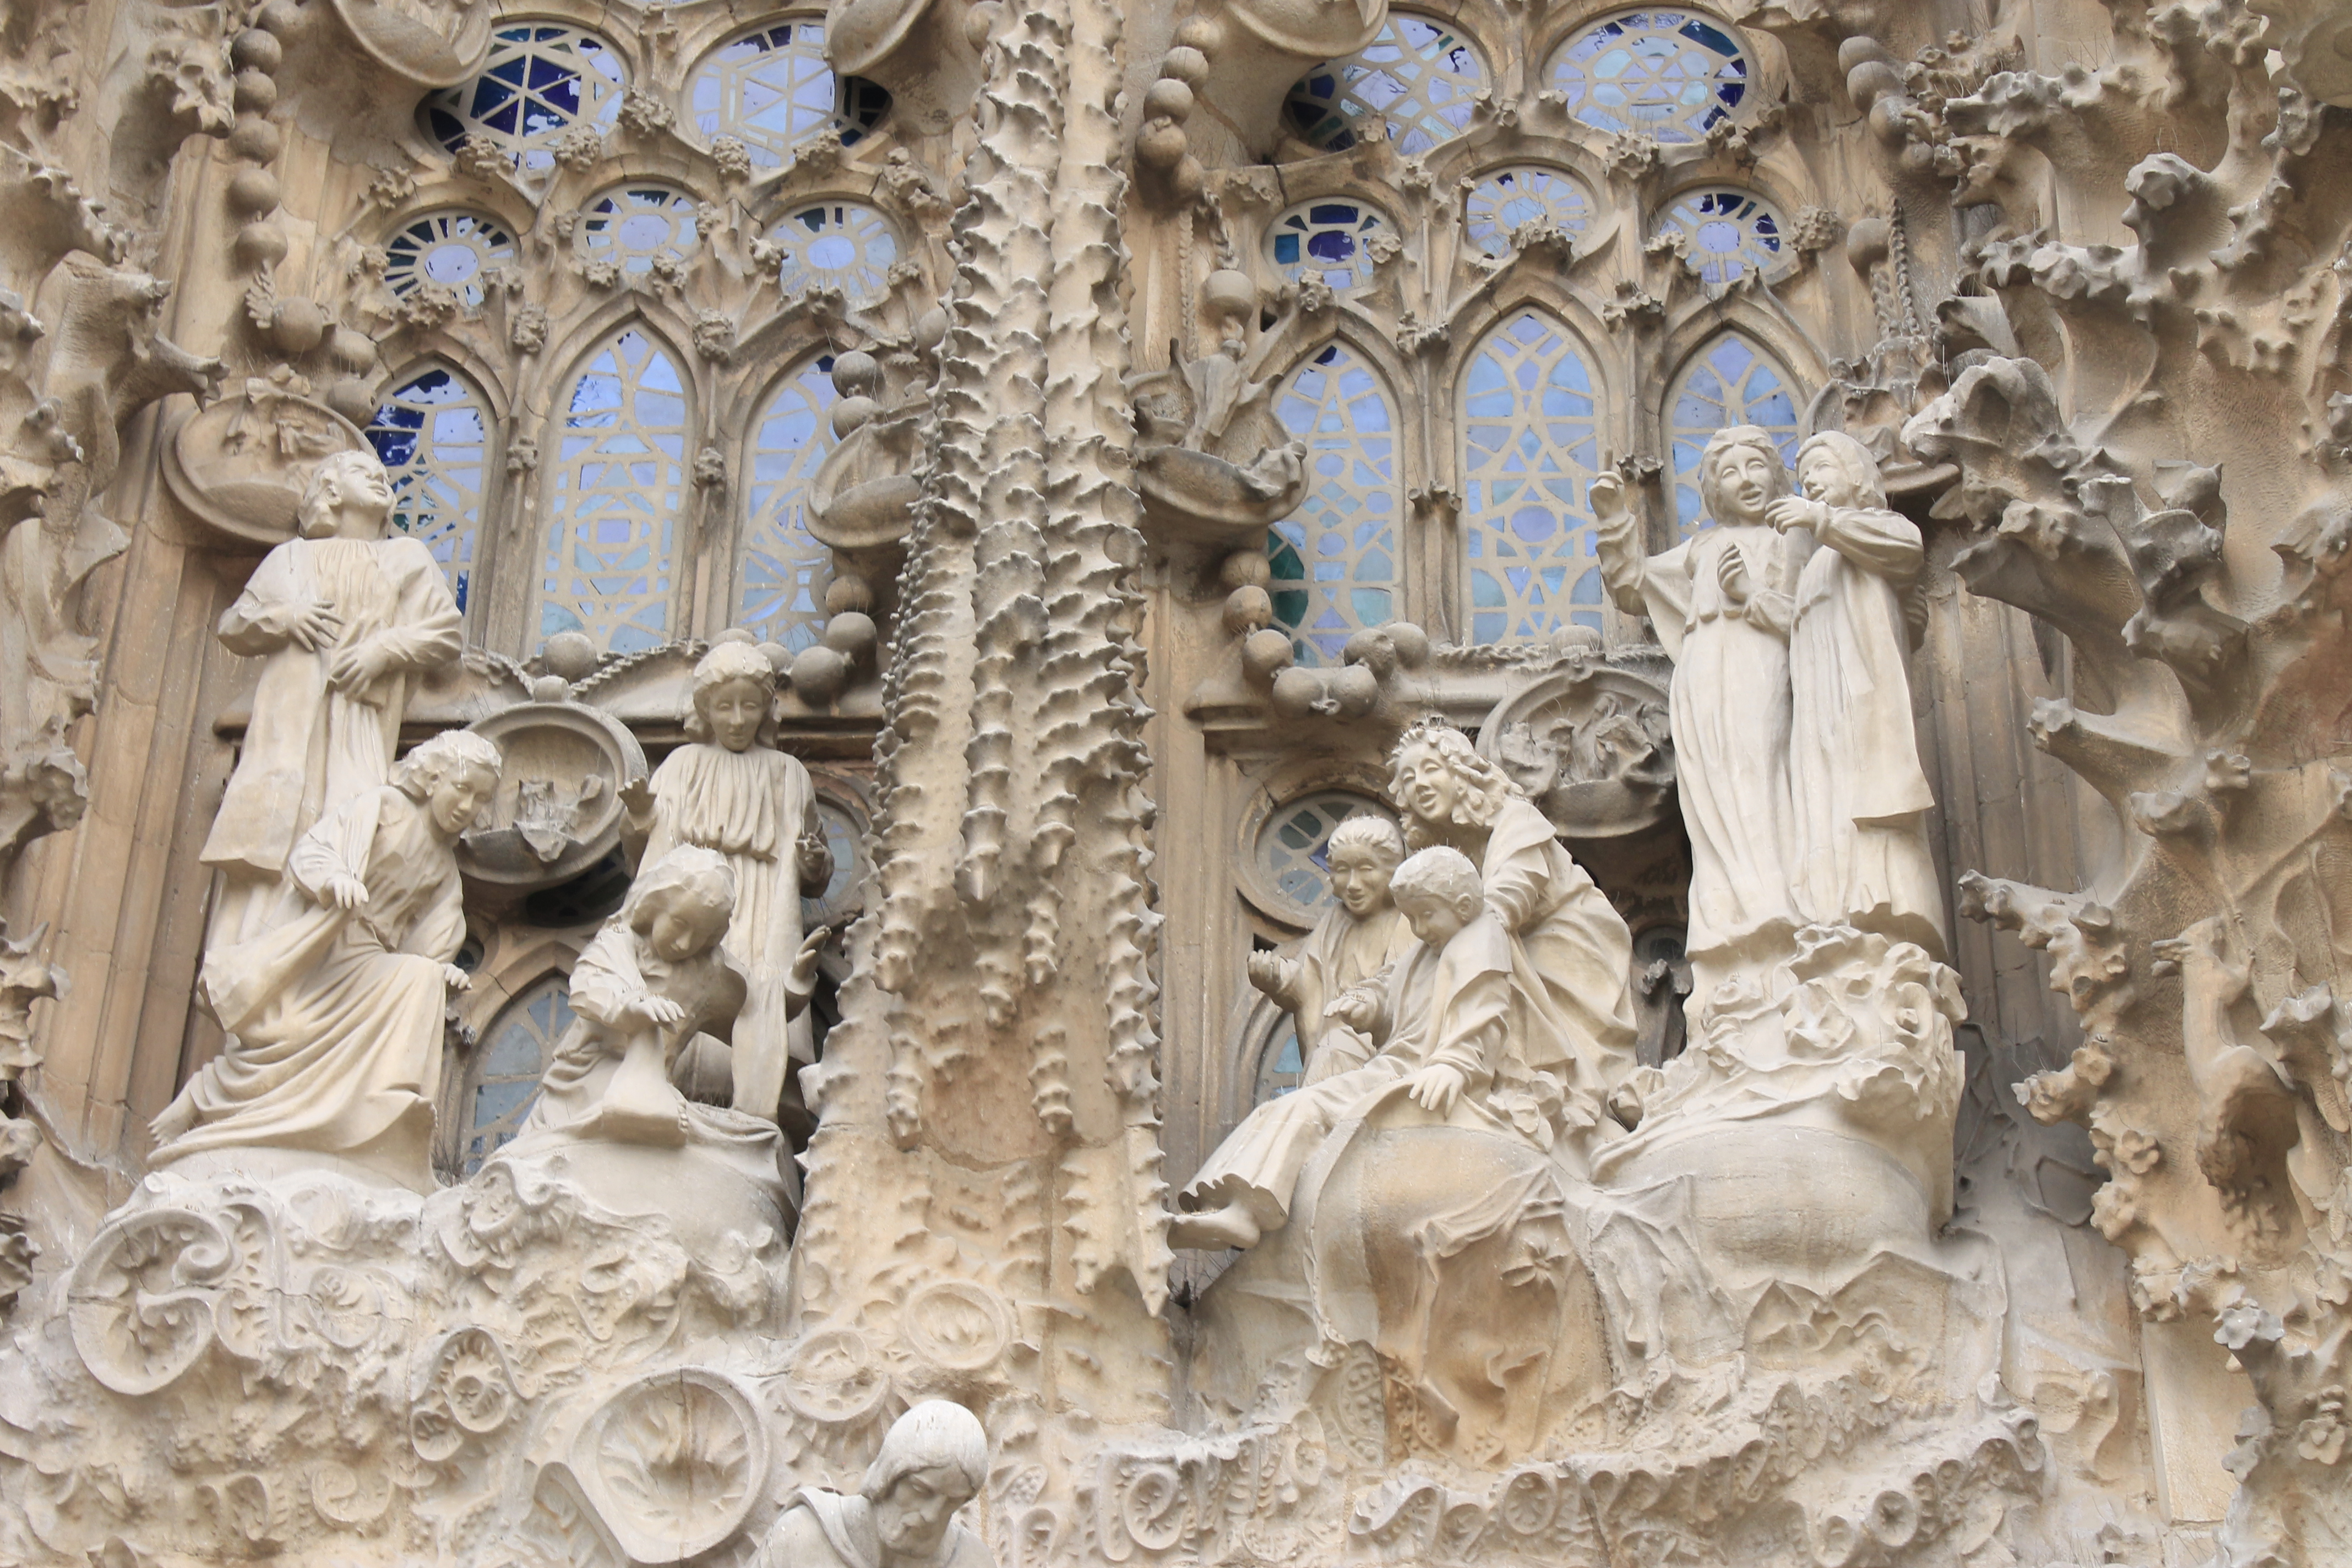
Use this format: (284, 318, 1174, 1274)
(684, 641, 777, 752)
(1390, 845, 1483, 946)
(393, 729, 504, 836)
(860, 1400, 987, 1559)
(1389, 718, 1521, 847)
(1796, 431, 1887, 509)
(1696, 425, 1790, 528)
(1323, 813, 1406, 919)
(627, 845, 738, 962)
(297, 448, 395, 540)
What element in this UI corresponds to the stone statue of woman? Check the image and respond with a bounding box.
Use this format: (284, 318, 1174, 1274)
(1766, 432, 1946, 956)
(1592, 428, 1800, 974)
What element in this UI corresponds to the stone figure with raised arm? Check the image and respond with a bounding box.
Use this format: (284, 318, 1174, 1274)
(753, 1400, 994, 1568)
(154, 729, 502, 1192)
(200, 449, 465, 943)
(1766, 433, 1947, 956)
(618, 640, 834, 1123)
(1591, 429, 1800, 972)
(1172, 846, 1518, 1250)
(1247, 813, 1415, 1081)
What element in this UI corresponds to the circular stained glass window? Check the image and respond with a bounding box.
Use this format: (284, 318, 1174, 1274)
(383, 211, 517, 307)
(576, 186, 699, 275)
(1255, 791, 1397, 916)
(1285, 16, 1488, 157)
(1463, 167, 1596, 259)
(423, 23, 626, 176)
(771, 202, 899, 303)
(1267, 200, 1386, 291)
(1657, 188, 1787, 287)
(1550, 10, 1748, 144)
(690, 20, 890, 168)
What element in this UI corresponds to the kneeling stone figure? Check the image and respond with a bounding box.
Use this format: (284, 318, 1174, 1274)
(754, 1400, 993, 1568)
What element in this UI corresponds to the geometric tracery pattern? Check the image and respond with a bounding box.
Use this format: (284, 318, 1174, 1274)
(736, 357, 840, 653)
(1268, 345, 1400, 665)
(770, 203, 899, 303)
(1463, 167, 1596, 258)
(689, 20, 889, 169)
(382, 211, 517, 308)
(543, 328, 689, 652)
(423, 23, 626, 176)
(1285, 15, 1488, 157)
(462, 978, 574, 1175)
(1549, 9, 1749, 144)
(1668, 332, 1802, 531)
(1268, 201, 1387, 292)
(365, 366, 491, 612)
(1658, 188, 1788, 288)
(575, 186, 701, 275)
(1462, 311, 1604, 641)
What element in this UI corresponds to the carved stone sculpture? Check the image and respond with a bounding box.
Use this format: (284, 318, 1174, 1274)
(199, 448, 464, 942)
(154, 728, 500, 1190)
(1130, 270, 1308, 547)
(1244, 813, 1412, 1075)
(619, 639, 832, 1123)
(752, 1399, 994, 1568)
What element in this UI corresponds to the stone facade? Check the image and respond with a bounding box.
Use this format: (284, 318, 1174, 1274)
(0, 0, 2340, 1562)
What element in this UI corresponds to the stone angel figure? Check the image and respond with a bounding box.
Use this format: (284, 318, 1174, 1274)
(1246, 813, 1414, 1082)
(753, 1401, 993, 1568)
(199, 449, 465, 944)
(155, 729, 502, 1192)
(1592, 428, 1801, 970)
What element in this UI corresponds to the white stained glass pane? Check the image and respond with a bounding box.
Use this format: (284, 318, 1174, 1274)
(383, 211, 517, 308)
(1668, 333, 1801, 532)
(1267, 346, 1399, 666)
(1658, 188, 1788, 288)
(1464, 167, 1596, 258)
(1267, 200, 1386, 292)
(544, 329, 688, 653)
(424, 23, 625, 175)
(1284, 15, 1488, 157)
(1256, 1022, 1305, 1102)
(1255, 791, 1396, 913)
(689, 20, 890, 169)
(578, 186, 700, 275)
(737, 358, 839, 653)
(1550, 9, 1749, 145)
(466, 978, 575, 1174)
(771, 202, 899, 303)
(366, 366, 489, 612)
(1461, 311, 1603, 643)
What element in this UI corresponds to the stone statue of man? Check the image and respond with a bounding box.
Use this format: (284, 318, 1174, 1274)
(200, 449, 464, 944)
(754, 1401, 993, 1568)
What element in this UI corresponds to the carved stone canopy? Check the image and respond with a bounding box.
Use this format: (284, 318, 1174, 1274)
(1476, 654, 1676, 840)
(455, 701, 647, 891)
(161, 386, 371, 549)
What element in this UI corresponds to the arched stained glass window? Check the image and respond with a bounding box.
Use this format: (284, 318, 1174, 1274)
(1464, 167, 1596, 258)
(576, 186, 699, 275)
(1254, 790, 1396, 916)
(1268, 200, 1386, 292)
(424, 23, 625, 175)
(1657, 188, 1787, 288)
(1668, 333, 1801, 532)
(463, 978, 574, 1174)
(737, 358, 839, 652)
(689, 20, 890, 168)
(1268, 345, 1400, 665)
(383, 211, 516, 308)
(1461, 311, 1604, 642)
(770, 202, 899, 303)
(543, 329, 688, 652)
(1285, 16, 1487, 156)
(366, 366, 489, 611)
(1550, 10, 1748, 144)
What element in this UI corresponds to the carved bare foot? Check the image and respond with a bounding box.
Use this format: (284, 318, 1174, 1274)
(1166, 1204, 1262, 1251)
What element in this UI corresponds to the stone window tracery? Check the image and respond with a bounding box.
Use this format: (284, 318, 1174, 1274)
(1549, 9, 1749, 144)
(736, 356, 839, 652)
(1254, 790, 1397, 916)
(542, 327, 690, 654)
(462, 977, 574, 1175)
(576, 186, 701, 276)
(423, 22, 626, 176)
(1268, 345, 1400, 665)
(1657, 188, 1788, 288)
(1667, 332, 1800, 531)
(689, 19, 890, 168)
(1267, 201, 1387, 292)
(769, 202, 899, 304)
(365, 366, 492, 612)
(1284, 15, 1488, 157)
(1461, 310, 1604, 642)
(383, 211, 517, 309)
(1463, 167, 1596, 258)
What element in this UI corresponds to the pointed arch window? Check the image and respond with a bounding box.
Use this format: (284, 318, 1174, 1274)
(1667, 333, 1801, 532)
(383, 211, 516, 308)
(1285, 16, 1487, 156)
(1461, 311, 1603, 642)
(461, 977, 575, 1175)
(737, 357, 840, 652)
(365, 366, 491, 611)
(689, 20, 890, 168)
(1268, 345, 1400, 664)
(423, 23, 625, 176)
(543, 328, 689, 653)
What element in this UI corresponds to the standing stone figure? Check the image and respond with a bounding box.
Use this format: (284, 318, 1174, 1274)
(619, 640, 832, 1122)
(1767, 432, 1946, 956)
(1246, 813, 1414, 1081)
(199, 449, 465, 943)
(1592, 428, 1800, 970)
(154, 729, 503, 1192)
(753, 1400, 993, 1568)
